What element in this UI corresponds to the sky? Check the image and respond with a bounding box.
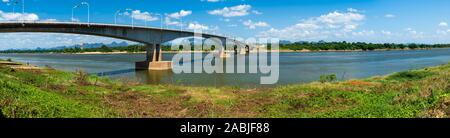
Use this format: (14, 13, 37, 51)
(1, 0, 450, 50)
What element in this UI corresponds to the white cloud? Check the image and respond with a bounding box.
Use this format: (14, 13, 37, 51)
(252, 10, 262, 15)
(187, 23, 209, 30)
(437, 22, 450, 35)
(436, 29, 450, 35)
(168, 10, 192, 19)
(42, 19, 58, 22)
(243, 20, 269, 29)
(405, 28, 424, 38)
(71, 18, 80, 22)
(208, 4, 252, 17)
(227, 24, 237, 27)
(164, 17, 182, 26)
(220, 18, 230, 22)
(347, 8, 359, 12)
(439, 22, 448, 27)
(164, 10, 192, 27)
(405, 28, 416, 34)
(259, 10, 365, 41)
(2, 0, 9, 3)
(385, 14, 396, 18)
(381, 30, 392, 36)
(352, 30, 375, 36)
(0, 10, 39, 21)
(130, 10, 158, 21)
(316, 11, 365, 25)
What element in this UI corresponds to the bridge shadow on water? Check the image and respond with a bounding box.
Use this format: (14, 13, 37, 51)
(89, 54, 257, 86)
(93, 68, 175, 85)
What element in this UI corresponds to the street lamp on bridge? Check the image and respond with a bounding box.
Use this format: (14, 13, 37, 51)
(9, 0, 19, 16)
(180, 17, 183, 31)
(153, 13, 164, 29)
(8, 0, 24, 22)
(71, 2, 90, 24)
(114, 10, 122, 25)
(21, 0, 24, 22)
(114, 9, 134, 28)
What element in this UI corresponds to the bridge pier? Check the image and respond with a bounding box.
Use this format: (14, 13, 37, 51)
(136, 44, 172, 70)
(219, 46, 231, 58)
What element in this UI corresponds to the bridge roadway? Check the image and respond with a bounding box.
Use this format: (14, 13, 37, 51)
(0, 21, 248, 70)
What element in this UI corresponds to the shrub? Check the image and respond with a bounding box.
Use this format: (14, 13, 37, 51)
(75, 70, 89, 86)
(387, 70, 435, 81)
(320, 74, 337, 83)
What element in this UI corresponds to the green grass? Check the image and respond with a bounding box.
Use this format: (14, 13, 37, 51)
(1, 61, 450, 118)
(0, 74, 111, 118)
(387, 70, 436, 81)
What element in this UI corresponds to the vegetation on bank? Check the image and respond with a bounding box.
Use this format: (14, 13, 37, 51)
(2, 41, 450, 54)
(0, 45, 150, 54)
(279, 41, 450, 51)
(0, 59, 450, 118)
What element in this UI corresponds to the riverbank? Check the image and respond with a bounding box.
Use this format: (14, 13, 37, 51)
(43, 47, 442, 54)
(0, 59, 449, 118)
(1, 47, 444, 55)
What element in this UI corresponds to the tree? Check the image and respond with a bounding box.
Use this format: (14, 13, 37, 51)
(100, 45, 113, 52)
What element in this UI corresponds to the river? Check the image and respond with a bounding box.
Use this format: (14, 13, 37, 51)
(1, 48, 450, 88)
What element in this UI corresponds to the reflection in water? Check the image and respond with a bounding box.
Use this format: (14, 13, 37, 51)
(1, 48, 450, 88)
(136, 69, 175, 84)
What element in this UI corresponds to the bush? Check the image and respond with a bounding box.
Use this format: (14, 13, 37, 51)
(387, 70, 435, 81)
(75, 70, 89, 86)
(320, 74, 337, 83)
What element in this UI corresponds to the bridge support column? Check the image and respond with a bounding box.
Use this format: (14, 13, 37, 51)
(219, 43, 231, 58)
(245, 45, 250, 53)
(136, 44, 172, 70)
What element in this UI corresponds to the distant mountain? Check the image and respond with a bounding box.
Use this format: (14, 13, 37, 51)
(279, 40, 327, 44)
(280, 40, 292, 44)
(47, 41, 130, 50)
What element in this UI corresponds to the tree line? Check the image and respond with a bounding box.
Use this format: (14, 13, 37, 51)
(0, 45, 160, 53)
(279, 41, 450, 51)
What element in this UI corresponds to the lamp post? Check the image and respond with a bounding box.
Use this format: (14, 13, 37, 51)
(21, 0, 24, 18)
(115, 9, 133, 27)
(153, 13, 163, 45)
(154, 13, 163, 29)
(114, 10, 122, 24)
(81, 2, 90, 24)
(125, 8, 134, 28)
(11, 0, 19, 16)
(180, 17, 183, 31)
(71, 5, 79, 22)
(10, 0, 23, 22)
(72, 2, 90, 24)
(20, 0, 24, 23)
(144, 18, 148, 27)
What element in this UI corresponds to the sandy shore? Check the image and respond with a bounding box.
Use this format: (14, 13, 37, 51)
(71, 49, 427, 54)
(0, 61, 43, 70)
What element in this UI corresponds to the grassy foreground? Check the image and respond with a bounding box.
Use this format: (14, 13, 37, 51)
(0, 61, 449, 118)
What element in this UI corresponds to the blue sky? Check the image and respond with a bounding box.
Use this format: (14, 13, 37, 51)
(1, 0, 450, 50)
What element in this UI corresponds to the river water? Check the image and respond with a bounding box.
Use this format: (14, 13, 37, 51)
(1, 48, 450, 88)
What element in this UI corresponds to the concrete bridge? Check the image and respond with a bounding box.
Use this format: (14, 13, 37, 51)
(0, 22, 247, 70)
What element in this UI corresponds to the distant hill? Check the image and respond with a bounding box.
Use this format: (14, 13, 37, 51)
(280, 40, 292, 44)
(48, 41, 130, 50)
